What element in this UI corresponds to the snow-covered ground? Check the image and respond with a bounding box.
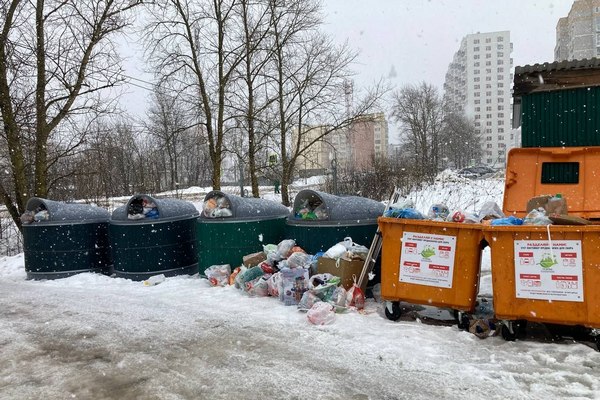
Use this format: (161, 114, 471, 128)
(1, 173, 600, 399)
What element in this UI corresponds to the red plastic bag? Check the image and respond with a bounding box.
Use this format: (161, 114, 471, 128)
(346, 276, 365, 310)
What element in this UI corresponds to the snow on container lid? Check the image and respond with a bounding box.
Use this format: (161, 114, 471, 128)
(200, 190, 289, 221)
(22, 197, 110, 226)
(111, 194, 198, 223)
(290, 189, 385, 224)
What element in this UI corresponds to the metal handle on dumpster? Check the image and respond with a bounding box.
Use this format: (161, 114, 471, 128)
(539, 147, 585, 157)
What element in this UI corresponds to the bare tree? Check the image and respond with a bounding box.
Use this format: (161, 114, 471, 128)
(441, 112, 482, 169)
(0, 0, 141, 230)
(145, 87, 191, 190)
(390, 82, 445, 179)
(267, 0, 385, 205)
(144, 0, 247, 191)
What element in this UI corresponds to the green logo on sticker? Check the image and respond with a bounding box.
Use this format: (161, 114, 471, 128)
(539, 254, 557, 269)
(420, 246, 435, 259)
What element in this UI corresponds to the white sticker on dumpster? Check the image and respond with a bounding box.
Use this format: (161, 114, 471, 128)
(399, 232, 456, 288)
(514, 240, 583, 302)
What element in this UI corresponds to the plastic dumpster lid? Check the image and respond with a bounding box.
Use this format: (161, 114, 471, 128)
(24, 197, 110, 225)
(111, 194, 199, 222)
(503, 146, 600, 219)
(200, 190, 289, 220)
(290, 189, 385, 224)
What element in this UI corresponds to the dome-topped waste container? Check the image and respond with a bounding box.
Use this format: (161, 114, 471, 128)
(21, 197, 111, 280)
(285, 189, 385, 254)
(197, 190, 290, 275)
(110, 194, 199, 280)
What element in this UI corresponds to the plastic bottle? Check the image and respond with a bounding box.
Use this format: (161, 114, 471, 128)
(143, 274, 166, 286)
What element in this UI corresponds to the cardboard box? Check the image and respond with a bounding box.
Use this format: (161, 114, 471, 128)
(317, 257, 366, 292)
(243, 252, 266, 267)
(526, 195, 568, 215)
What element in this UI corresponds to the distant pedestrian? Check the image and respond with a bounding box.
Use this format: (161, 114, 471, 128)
(274, 180, 280, 194)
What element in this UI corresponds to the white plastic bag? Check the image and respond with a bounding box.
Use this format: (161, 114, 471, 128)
(204, 264, 231, 287)
(307, 302, 336, 325)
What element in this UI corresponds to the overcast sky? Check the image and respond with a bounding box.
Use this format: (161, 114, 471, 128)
(121, 1, 574, 138)
(320, 0, 573, 92)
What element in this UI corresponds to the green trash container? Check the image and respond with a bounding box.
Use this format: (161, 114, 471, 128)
(285, 189, 385, 254)
(109, 194, 199, 281)
(197, 190, 290, 275)
(22, 197, 111, 280)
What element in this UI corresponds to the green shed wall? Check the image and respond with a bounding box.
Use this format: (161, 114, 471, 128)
(521, 86, 600, 147)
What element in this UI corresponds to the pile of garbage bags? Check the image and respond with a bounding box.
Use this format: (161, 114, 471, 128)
(384, 194, 577, 226)
(204, 238, 368, 325)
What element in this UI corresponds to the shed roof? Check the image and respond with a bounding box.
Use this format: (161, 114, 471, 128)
(513, 58, 600, 97)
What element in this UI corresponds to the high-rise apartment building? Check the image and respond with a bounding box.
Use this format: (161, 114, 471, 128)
(443, 31, 513, 167)
(555, 0, 600, 61)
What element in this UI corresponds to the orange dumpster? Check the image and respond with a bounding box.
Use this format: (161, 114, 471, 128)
(378, 217, 485, 322)
(483, 225, 600, 335)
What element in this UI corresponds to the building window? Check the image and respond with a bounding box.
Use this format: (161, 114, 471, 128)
(498, 44, 504, 50)
(486, 99, 492, 104)
(486, 45, 491, 51)
(486, 61, 492, 66)
(486, 91, 492, 96)
(487, 144, 493, 148)
(474, 54, 480, 59)
(474, 39, 480, 44)
(487, 158, 493, 163)
(486, 68, 492, 74)
(597, 47, 600, 56)
(486, 136, 492, 141)
(486, 121, 492, 126)
(474, 62, 480, 67)
(498, 98, 504, 103)
(498, 112, 504, 118)
(498, 105, 504, 110)
(497, 75, 503, 80)
(497, 36, 504, 42)
(596, 16, 600, 31)
(475, 122, 481, 127)
(486, 113, 492, 119)
(475, 107, 481, 111)
(497, 52, 504, 57)
(486, 84, 492, 89)
(498, 128, 505, 133)
(474, 46, 480, 51)
(486, 38, 491, 43)
(498, 135, 505, 141)
(486, 76, 492, 81)
(498, 120, 504, 125)
(474, 84, 480, 89)
(498, 59, 504, 65)
(474, 69, 480, 75)
(474, 77, 480, 82)
(474, 92, 480, 97)
(486, 106, 492, 111)
(486, 53, 492, 58)
(498, 90, 504, 95)
(498, 67, 504, 73)
(475, 100, 481, 104)
(475, 114, 480, 119)
(498, 82, 504, 88)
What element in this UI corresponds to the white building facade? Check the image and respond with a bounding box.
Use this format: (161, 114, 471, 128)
(555, 0, 600, 61)
(443, 31, 514, 167)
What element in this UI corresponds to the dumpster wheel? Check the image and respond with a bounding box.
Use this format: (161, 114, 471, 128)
(384, 301, 402, 321)
(500, 321, 518, 341)
(453, 310, 470, 331)
(500, 320, 527, 341)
